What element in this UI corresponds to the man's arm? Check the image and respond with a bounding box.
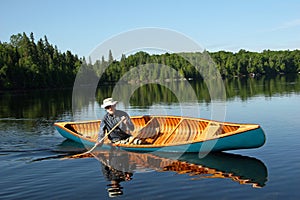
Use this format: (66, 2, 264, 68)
(97, 121, 106, 143)
(123, 114, 134, 131)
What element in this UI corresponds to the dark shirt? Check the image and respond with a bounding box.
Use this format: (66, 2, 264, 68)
(98, 110, 134, 142)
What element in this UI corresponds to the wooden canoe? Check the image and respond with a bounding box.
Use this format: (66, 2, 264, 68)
(54, 115, 265, 153)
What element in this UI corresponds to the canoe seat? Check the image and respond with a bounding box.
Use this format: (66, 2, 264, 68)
(133, 117, 161, 144)
(201, 123, 222, 139)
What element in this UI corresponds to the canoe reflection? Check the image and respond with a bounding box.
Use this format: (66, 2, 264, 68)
(92, 149, 267, 197)
(157, 152, 268, 188)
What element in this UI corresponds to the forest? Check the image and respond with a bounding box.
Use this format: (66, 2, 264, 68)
(1, 32, 300, 90)
(0, 32, 81, 90)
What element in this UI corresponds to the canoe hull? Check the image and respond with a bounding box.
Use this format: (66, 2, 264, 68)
(54, 116, 265, 153)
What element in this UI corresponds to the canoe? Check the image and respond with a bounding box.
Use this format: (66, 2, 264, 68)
(54, 115, 265, 153)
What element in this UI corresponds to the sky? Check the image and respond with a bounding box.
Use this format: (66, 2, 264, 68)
(1, 0, 300, 57)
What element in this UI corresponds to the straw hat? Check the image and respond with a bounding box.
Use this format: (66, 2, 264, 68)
(101, 98, 118, 108)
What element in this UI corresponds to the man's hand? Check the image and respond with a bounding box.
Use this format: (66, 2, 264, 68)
(96, 135, 104, 146)
(121, 116, 127, 125)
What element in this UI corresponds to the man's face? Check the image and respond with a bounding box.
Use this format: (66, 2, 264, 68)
(105, 105, 116, 115)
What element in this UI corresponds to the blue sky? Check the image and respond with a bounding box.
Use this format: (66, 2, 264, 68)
(1, 0, 300, 57)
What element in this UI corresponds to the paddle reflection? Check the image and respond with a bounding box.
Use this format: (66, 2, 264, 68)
(92, 148, 268, 198)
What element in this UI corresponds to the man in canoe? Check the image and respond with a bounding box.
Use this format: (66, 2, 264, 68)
(97, 97, 141, 145)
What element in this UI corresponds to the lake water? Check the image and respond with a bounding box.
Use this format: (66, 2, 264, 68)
(1, 75, 300, 199)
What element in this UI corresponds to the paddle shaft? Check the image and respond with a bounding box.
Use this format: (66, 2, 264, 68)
(73, 118, 125, 157)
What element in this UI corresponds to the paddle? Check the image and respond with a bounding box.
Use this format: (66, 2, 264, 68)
(65, 118, 125, 159)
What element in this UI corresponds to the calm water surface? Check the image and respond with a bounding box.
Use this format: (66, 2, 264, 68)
(1, 76, 300, 199)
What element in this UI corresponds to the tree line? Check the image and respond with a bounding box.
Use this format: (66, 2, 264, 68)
(1, 32, 300, 90)
(92, 49, 300, 84)
(210, 49, 300, 77)
(0, 32, 81, 90)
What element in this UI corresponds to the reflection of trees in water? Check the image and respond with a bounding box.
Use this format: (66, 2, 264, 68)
(1, 75, 299, 120)
(224, 74, 300, 100)
(96, 74, 300, 107)
(0, 89, 72, 120)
